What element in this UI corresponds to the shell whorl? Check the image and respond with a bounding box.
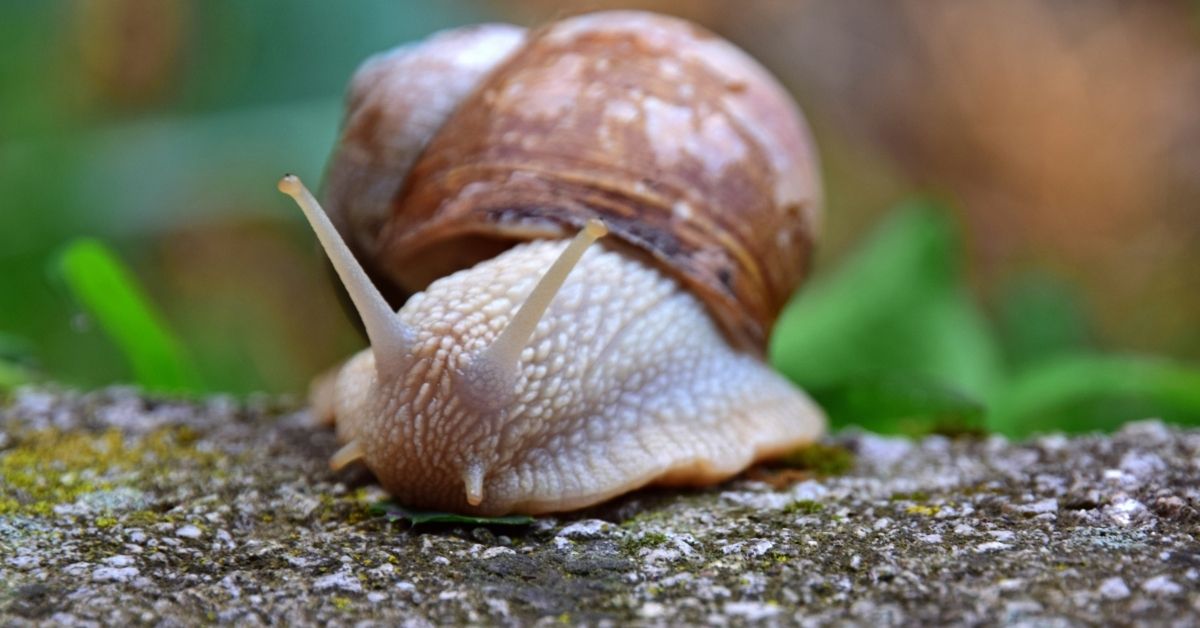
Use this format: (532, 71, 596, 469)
(325, 11, 822, 353)
(321, 23, 527, 296)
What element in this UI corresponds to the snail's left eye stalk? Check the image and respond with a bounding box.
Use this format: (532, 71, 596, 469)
(277, 174, 414, 379)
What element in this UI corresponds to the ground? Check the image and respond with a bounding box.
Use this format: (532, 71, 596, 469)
(1, 387, 1198, 626)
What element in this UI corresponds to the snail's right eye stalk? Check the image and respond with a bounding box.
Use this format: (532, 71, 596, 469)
(457, 219, 609, 411)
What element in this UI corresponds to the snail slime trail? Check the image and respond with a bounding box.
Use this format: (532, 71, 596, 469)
(281, 11, 826, 515)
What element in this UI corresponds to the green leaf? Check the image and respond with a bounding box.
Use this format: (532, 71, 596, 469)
(54, 239, 202, 393)
(0, 332, 37, 393)
(770, 200, 1001, 412)
(997, 272, 1093, 370)
(989, 354, 1200, 436)
(808, 373, 986, 436)
(0, 359, 33, 392)
(369, 501, 535, 527)
(0, 332, 36, 366)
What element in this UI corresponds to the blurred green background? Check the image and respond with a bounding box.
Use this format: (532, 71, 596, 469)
(2, 0, 1199, 437)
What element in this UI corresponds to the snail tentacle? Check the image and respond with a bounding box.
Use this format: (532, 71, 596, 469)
(278, 175, 414, 377)
(329, 439, 365, 471)
(458, 219, 608, 410)
(463, 461, 487, 506)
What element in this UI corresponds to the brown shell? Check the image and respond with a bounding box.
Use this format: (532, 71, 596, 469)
(338, 12, 822, 353)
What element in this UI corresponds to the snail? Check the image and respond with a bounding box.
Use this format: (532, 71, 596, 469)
(278, 11, 825, 515)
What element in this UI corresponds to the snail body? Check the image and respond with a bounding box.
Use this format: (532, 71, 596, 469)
(282, 11, 825, 515)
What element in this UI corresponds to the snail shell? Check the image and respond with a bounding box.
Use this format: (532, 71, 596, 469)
(327, 12, 821, 353)
(289, 11, 825, 515)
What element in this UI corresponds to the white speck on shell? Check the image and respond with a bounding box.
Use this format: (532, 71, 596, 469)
(500, 54, 587, 120)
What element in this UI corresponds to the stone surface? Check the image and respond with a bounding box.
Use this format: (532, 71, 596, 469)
(1, 387, 1198, 626)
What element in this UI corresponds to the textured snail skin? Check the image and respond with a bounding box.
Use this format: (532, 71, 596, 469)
(330, 240, 824, 515)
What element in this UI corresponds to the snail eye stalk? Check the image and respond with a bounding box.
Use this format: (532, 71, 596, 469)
(278, 174, 414, 378)
(457, 219, 609, 410)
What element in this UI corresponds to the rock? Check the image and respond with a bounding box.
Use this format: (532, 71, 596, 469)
(1142, 575, 1184, 596)
(91, 566, 139, 583)
(556, 519, 612, 540)
(174, 525, 202, 539)
(1099, 577, 1131, 600)
(312, 570, 362, 594)
(2, 386, 1199, 625)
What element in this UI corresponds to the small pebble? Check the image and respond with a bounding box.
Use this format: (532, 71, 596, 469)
(175, 525, 203, 540)
(313, 570, 362, 593)
(481, 546, 515, 559)
(557, 519, 611, 539)
(92, 566, 139, 583)
(1142, 575, 1183, 596)
(103, 555, 134, 568)
(1099, 577, 1130, 600)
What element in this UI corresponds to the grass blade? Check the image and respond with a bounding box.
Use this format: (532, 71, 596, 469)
(55, 238, 202, 393)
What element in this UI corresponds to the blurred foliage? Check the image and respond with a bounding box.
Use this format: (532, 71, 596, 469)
(771, 201, 1200, 436)
(996, 274, 1092, 371)
(990, 356, 1200, 436)
(771, 202, 1001, 400)
(2, 1, 1198, 438)
(806, 374, 986, 438)
(55, 239, 201, 393)
(0, 0, 488, 393)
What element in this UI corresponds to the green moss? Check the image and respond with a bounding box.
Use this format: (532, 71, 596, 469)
(776, 443, 855, 476)
(621, 531, 669, 554)
(783, 500, 825, 515)
(332, 596, 351, 610)
(904, 504, 940, 516)
(317, 491, 373, 524)
(890, 491, 930, 502)
(0, 426, 224, 518)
